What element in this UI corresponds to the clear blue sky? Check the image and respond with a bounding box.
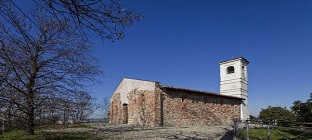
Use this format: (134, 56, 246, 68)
(91, 0, 312, 117)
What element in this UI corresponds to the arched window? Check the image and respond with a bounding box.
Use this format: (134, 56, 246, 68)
(227, 66, 235, 74)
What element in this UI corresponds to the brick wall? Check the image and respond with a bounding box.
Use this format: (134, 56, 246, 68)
(161, 89, 240, 126)
(110, 86, 241, 126)
(110, 93, 123, 124)
(127, 89, 160, 126)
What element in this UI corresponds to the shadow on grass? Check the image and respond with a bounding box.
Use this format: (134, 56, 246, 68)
(276, 127, 312, 140)
(235, 127, 312, 140)
(44, 132, 101, 140)
(0, 130, 101, 140)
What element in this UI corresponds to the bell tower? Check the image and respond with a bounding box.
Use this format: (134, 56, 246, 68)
(219, 57, 249, 121)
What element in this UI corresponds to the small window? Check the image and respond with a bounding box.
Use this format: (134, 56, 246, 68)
(227, 66, 235, 74)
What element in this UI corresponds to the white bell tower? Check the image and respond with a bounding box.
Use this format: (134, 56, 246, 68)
(219, 57, 249, 121)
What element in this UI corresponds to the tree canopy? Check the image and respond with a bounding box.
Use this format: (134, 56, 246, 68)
(259, 106, 296, 126)
(291, 95, 312, 122)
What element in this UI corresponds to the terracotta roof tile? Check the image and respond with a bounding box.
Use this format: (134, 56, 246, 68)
(160, 85, 244, 100)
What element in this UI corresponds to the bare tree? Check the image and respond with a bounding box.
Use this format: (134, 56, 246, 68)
(0, 0, 141, 135)
(0, 6, 101, 135)
(73, 92, 99, 123)
(2, 0, 142, 41)
(102, 97, 110, 119)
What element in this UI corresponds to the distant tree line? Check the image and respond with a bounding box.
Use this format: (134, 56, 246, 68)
(0, 92, 98, 126)
(256, 94, 312, 126)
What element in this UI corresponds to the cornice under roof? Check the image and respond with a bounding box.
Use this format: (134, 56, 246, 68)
(160, 85, 244, 100)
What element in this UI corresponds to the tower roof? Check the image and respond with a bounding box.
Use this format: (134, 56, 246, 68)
(219, 57, 249, 65)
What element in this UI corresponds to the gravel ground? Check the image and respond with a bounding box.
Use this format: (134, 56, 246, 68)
(44, 123, 238, 140)
(90, 123, 237, 140)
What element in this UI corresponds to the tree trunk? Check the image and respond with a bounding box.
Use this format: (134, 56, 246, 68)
(26, 105, 35, 135)
(26, 90, 35, 135)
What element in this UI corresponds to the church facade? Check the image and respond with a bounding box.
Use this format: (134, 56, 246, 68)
(110, 57, 249, 126)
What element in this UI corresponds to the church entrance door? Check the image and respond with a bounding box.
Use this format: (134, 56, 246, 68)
(122, 103, 128, 124)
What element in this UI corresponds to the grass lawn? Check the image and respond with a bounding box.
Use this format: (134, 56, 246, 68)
(0, 124, 101, 140)
(237, 126, 312, 140)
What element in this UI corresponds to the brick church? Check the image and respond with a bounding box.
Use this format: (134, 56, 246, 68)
(110, 57, 249, 126)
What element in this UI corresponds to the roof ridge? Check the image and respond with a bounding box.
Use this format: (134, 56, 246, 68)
(160, 84, 244, 100)
(123, 77, 160, 83)
(160, 85, 219, 94)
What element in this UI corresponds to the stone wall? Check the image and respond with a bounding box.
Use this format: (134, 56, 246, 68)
(110, 85, 241, 127)
(161, 89, 240, 126)
(110, 93, 123, 124)
(127, 89, 160, 126)
(112, 78, 156, 104)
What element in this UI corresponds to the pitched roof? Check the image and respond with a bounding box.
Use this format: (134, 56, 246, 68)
(123, 77, 160, 83)
(121, 77, 244, 100)
(160, 85, 244, 100)
(219, 57, 249, 64)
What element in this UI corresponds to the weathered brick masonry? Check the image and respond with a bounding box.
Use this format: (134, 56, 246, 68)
(110, 93, 123, 124)
(110, 80, 241, 126)
(127, 89, 160, 126)
(161, 87, 240, 126)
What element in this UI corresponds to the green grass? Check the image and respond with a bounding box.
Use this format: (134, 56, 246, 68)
(237, 127, 312, 140)
(38, 123, 93, 129)
(0, 130, 44, 140)
(68, 124, 93, 129)
(0, 125, 100, 140)
(44, 132, 100, 140)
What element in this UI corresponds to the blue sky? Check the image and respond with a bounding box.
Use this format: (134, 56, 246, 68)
(91, 0, 312, 117)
